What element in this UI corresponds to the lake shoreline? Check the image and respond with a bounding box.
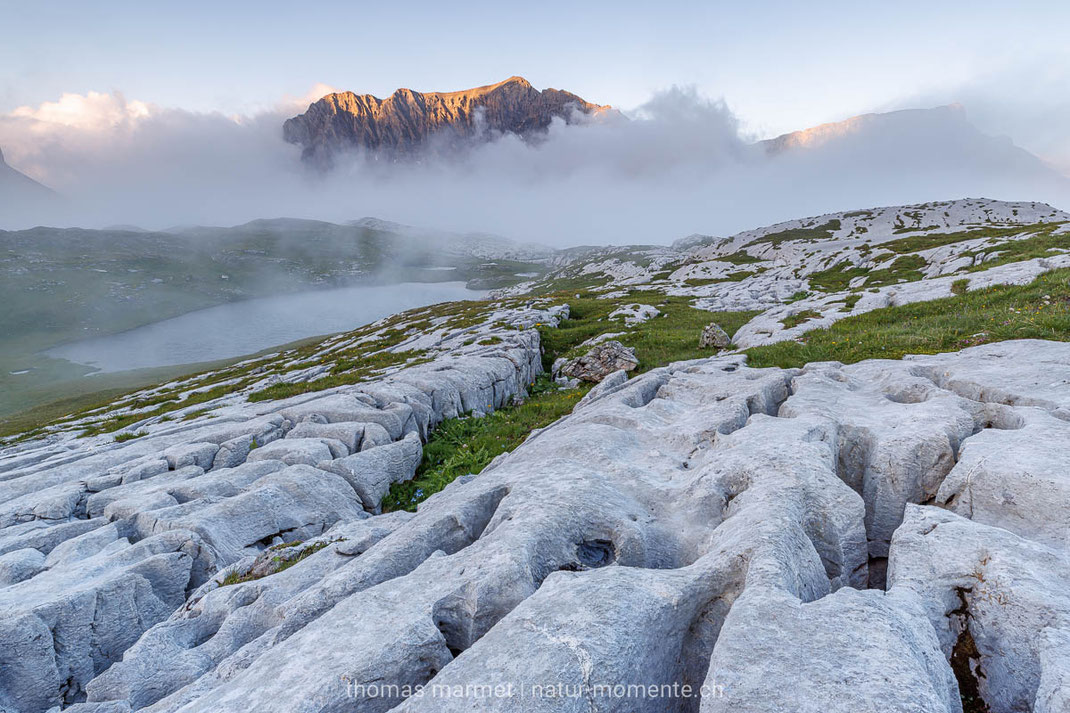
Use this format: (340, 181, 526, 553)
(45, 281, 486, 374)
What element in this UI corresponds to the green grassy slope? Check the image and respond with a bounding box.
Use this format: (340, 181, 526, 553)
(746, 268, 1070, 368)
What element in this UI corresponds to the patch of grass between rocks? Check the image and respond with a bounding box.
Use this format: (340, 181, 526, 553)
(219, 540, 332, 586)
(382, 376, 587, 512)
(747, 268, 1070, 368)
(384, 290, 757, 511)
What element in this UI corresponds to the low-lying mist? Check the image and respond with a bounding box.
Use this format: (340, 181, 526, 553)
(2, 87, 1067, 245)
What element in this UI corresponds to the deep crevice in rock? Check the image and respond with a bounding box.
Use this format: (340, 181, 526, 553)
(830, 421, 962, 589)
(678, 600, 730, 712)
(949, 587, 991, 713)
(432, 603, 472, 660)
(867, 557, 888, 590)
(251, 524, 309, 551)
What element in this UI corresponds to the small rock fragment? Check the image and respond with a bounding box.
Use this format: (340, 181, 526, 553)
(559, 340, 639, 383)
(700, 322, 731, 349)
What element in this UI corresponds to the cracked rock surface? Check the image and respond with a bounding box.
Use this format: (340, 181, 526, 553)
(0, 306, 556, 713)
(3, 338, 1070, 712)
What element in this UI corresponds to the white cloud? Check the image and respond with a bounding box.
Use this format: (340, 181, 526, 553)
(0, 89, 293, 192)
(10, 90, 152, 130)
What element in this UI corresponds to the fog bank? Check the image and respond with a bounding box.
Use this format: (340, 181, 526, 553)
(2, 87, 1067, 245)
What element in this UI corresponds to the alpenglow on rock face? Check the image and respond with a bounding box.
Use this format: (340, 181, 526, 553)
(283, 76, 610, 166)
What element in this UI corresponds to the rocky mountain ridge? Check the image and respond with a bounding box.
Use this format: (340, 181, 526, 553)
(283, 76, 610, 166)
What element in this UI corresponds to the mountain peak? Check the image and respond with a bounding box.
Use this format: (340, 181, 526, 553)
(283, 77, 607, 167)
(453, 75, 532, 93)
(388, 76, 535, 102)
(487, 75, 533, 90)
(761, 105, 970, 154)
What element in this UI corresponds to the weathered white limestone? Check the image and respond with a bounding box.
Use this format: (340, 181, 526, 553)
(0, 547, 45, 585)
(608, 303, 661, 326)
(3, 198, 1070, 711)
(83, 513, 414, 711)
(285, 420, 366, 453)
(733, 253, 1070, 348)
(519, 200, 1069, 326)
(890, 506, 1070, 713)
(129, 465, 366, 569)
(245, 437, 341, 465)
(779, 361, 975, 583)
(703, 587, 959, 713)
(92, 358, 802, 713)
(0, 306, 561, 713)
(0, 529, 201, 713)
(318, 432, 423, 513)
(935, 407, 1070, 548)
(162, 443, 219, 472)
(4, 332, 1070, 712)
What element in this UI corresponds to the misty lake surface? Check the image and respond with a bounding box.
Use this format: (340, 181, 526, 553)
(48, 282, 485, 374)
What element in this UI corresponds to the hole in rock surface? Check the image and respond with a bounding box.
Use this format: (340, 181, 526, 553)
(975, 410, 1025, 431)
(559, 539, 617, 571)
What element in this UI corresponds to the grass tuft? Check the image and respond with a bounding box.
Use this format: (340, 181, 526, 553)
(219, 539, 332, 586)
(747, 219, 842, 246)
(781, 310, 822, 329)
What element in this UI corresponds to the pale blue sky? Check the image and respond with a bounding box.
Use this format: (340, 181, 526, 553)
(3, 0, 1069, 140)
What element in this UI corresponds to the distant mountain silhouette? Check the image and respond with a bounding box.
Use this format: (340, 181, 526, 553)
(0, 145, 58, 206)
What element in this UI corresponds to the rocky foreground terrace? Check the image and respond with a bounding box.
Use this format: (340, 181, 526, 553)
(2, 198, 1070, 712)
